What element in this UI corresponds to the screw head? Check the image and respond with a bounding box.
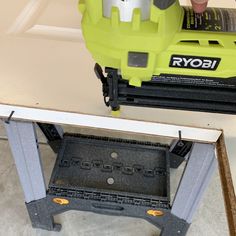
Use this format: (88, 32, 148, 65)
(107, 177, 115, 185)
(111, 152, 118, 159)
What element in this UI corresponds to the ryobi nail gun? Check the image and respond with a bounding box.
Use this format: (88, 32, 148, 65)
(79, 0, 236, 114)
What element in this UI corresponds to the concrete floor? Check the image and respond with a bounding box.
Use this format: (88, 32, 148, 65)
(0, 123, 229, 236)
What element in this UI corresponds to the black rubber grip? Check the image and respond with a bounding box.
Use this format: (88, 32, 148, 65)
(153, 0, 176, 9)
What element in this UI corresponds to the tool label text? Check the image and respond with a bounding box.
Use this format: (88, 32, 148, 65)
(170, 55, 221, 70)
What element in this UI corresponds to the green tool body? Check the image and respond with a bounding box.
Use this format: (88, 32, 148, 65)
(79, 0, 236, 114)
(79, 0, 236, 87)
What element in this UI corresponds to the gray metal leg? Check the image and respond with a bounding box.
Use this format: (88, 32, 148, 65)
(171, 143, 217, 223)
(4, 120, 46, 203)
(4, 120, 61, 231)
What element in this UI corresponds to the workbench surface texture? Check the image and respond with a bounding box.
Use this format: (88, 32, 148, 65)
(0, 0, 235, 191)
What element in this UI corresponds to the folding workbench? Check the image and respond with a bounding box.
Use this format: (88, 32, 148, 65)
(0, 106, 234, 235)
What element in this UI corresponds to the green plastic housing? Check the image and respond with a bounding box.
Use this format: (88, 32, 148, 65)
(79, 0, 236, 87)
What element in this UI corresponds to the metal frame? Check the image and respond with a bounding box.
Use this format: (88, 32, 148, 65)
(3, 120, 218, 235)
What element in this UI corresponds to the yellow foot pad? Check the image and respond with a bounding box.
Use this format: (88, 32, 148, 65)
(111, 109, 121, 117)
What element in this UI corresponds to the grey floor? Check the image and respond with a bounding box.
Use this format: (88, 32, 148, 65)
(0, 123, 229, 236)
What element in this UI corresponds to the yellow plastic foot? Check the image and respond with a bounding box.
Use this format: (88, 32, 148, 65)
(111, 109, 121, 117)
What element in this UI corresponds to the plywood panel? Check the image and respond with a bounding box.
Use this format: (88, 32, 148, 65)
(0, 0, 235, 189)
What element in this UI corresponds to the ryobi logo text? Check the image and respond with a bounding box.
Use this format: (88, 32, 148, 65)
(170, 55, 221, 70)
